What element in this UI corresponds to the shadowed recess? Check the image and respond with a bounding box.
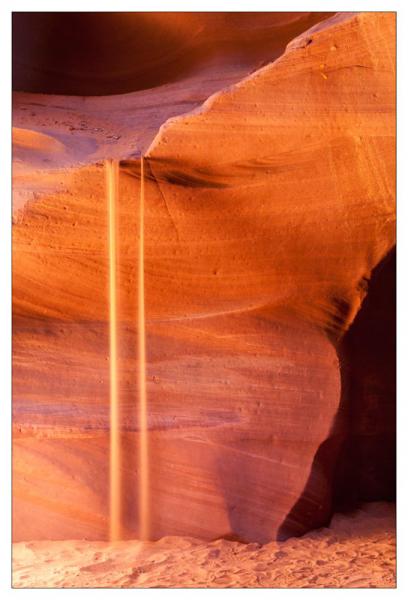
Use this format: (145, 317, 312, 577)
(12, 12, 333, 95)
(277, 248, 396, 540)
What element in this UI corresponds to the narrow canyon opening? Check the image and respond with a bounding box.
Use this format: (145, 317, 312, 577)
(334, 247, 396, 510)
(279, 248, 396, 539)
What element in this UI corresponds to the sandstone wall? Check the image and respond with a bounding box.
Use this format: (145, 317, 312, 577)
(13, 12, 395, 542)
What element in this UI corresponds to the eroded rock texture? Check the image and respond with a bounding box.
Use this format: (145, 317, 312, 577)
(12, 12, 395, 543)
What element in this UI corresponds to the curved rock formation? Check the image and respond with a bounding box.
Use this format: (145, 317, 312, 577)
(13, 12, 332, 95)
(12, 11, 395, 543)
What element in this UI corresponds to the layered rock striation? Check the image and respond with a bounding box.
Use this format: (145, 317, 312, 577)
(12, 12, 395, 542)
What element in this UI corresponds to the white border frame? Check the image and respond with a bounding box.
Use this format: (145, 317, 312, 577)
(1, 2, 406, 598)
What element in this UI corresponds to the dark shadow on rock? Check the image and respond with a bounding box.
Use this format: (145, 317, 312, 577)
(12, 12, 334, 96)
(278, 247, 396, 540)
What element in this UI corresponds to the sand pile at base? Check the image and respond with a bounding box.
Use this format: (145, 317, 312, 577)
(12, 502, 395, 589)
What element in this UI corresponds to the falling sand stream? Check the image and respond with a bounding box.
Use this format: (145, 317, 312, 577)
(106, 157, 149, 542)
(106, 159, 120, 542)
(138, 156, 149, 541)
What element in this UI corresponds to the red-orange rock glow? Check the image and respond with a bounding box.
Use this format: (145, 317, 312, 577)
(12, 12, 395, 588)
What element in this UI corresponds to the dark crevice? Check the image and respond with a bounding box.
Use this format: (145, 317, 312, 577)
(334, 247, 396, 508)
(278, 247, 396, 540)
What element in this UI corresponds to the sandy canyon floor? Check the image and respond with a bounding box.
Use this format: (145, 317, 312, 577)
(13, 502, 395, 589)
(12, 12, 396, 591)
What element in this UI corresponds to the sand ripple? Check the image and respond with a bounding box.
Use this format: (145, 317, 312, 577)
(12, 502, 395, 589)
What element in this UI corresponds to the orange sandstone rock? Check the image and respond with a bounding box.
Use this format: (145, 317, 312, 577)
(12, 12, 395, 542)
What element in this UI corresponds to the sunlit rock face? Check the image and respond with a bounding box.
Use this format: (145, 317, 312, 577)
(12, 12, 395, 543)
(12, 11, 332, 176)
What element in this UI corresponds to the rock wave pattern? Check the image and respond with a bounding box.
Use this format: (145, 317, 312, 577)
(13, 11, 395, 545)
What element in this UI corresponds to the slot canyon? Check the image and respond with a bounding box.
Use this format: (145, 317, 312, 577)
(12, 11, 396, 588)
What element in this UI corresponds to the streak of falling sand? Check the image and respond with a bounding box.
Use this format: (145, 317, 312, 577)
(12, 502, 395, 588)
(138, 156, 149, 542)
(106, 159, 120, 542)
(106, 157, 149, 542)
